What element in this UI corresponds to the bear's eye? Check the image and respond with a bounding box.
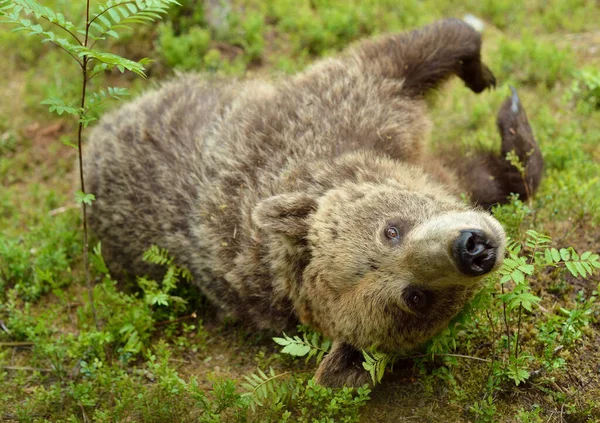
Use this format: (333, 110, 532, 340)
(402, 287, 432, 313)
(409, 292, 424, 307)
(385, 226, 400, 240)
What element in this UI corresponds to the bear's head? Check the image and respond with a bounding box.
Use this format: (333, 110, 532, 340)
(253, 159, 506, 354)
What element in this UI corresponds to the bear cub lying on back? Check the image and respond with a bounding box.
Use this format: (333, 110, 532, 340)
(85, 19, 543, 387)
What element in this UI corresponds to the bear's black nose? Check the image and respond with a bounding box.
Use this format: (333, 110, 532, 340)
(453, 229, 497, 276)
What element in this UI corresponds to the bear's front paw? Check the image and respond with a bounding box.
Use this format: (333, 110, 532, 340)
(461, 59, 497, 93)
(314, 341, 372, 388)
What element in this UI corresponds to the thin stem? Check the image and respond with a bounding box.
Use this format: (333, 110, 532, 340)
(0, 342, 35, 347)
(86, 69, 106, 82)
(486, 308, 497, 352)
(523, 170, 532, 209)
(515, 304, 523, 358)
(87, 2, 136, 28)
(559, 372, 598, 422)
(249, 372, 292, 397)
(406, 353, 491, 363)
(89, 35, 104, 51)
(154, 312, 198, 327)
(42, 17, 82, 45)
(501, 283, 511, 358)
(1, 366, 52, 372)
(33, 34, 83, 67)
(484, 307, 497, 397)
(79, 0, 99, 331)
(85, 0, 91, 47)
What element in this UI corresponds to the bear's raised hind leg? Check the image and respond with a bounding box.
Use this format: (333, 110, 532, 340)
(448, 88, 543, 209)
(353, 18, 496, 97)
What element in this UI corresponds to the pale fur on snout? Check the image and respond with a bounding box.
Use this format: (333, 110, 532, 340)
(402, 211, 506, 288)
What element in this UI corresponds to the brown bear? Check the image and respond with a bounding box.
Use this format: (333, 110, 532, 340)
(84, 19, 543, 387)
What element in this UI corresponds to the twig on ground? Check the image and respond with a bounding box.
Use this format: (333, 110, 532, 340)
(1, 366, 52, 372)
(403, 353, 492, 363)
(49, 204, 78, 216)
(0, 342, 35, 347)
(155, 311, 198, 327)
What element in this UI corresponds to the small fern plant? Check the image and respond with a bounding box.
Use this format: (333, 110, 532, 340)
(242, 327, 332, 410)
(241, 367, 293, 411)
(0, 0, 179, 329)
(140, 244, 192, 309)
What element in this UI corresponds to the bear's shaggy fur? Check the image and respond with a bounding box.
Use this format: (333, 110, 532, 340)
(84, 19, 542, 386)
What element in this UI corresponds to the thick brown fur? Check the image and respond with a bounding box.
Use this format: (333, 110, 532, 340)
(84, 19, 542, 387)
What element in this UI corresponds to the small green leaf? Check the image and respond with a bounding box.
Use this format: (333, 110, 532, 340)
(281, 343, 311, 357)
(551, 248, 561, 263)
(75, 190, 96, 206)
(511, 269, 525, 284)
(581, 262, 592, 274)
(565, 261, 578, 277)
(518, 264, 535, 275)
(40, 98, 80, 116)
(574, 262, 587, 277)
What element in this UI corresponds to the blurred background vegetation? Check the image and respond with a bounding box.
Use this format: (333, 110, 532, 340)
(1, 0, 600, 422)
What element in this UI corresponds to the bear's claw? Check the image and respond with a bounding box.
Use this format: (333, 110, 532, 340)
(509, 86, 520, 113)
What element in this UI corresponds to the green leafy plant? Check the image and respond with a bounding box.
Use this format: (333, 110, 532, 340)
(241, 367, 293, 410)
(241, 327, 370, 419)
(569, 67, 600, 112)
(469, 396, 498, 423)
(0, 0, 180, 331)
(494, 34, 575, 88)
(241, 369, 370, 422)
(362, 350, 394, 384)
(273, 329, 332, 364)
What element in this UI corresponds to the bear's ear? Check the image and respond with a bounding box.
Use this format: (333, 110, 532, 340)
(252, 192, 318, 237)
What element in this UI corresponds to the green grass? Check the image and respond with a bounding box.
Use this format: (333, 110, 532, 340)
(1, 0, 600, 421)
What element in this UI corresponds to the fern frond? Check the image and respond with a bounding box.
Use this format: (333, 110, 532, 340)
(140, 245, 192, 307)
(0, 1, 14, 12)
(0, 10, 83, 64)
(241, 367, 291, 411)
(499, 252, 533, 285)
(142, 245, 173, 266)
(273, 333, 311, 357)
(362, 350, 393, 384)
(273, 331, 331, 364)
(179, 266, 192, 282)
(86, 87, 129, 112)
(524, 229, 551, 251)
(91, 243, 110, 275)
(6, 0, 80, 43)
(88, 0, 179, 45)
(40, 97, 80, 117)
(76, 48, 146, 77)
(542, 247, 599, 278)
